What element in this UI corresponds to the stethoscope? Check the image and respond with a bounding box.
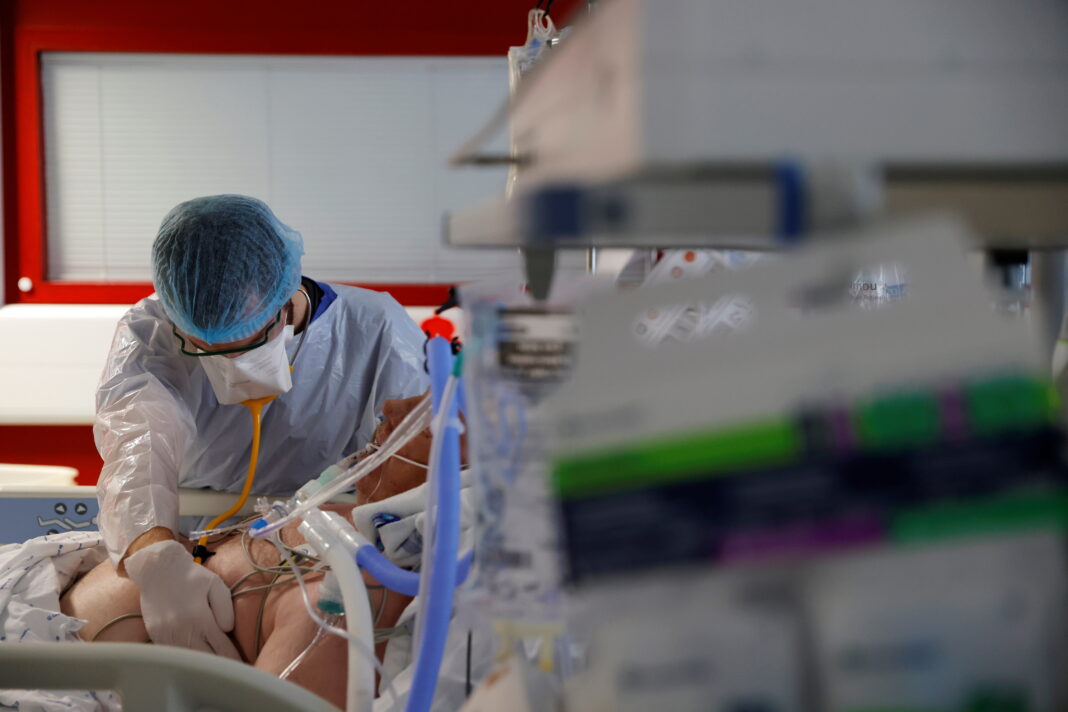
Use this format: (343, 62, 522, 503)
(193, 287, 312, 563)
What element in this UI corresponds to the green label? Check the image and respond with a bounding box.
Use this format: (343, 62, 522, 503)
(552, 419, 802, 500)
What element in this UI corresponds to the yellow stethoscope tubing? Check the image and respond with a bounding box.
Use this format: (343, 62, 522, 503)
(194, 393, 276, 563)
(194, 290, 310, 564)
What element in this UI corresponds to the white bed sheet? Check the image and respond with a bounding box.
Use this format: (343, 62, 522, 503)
(0, 531, 120, 711)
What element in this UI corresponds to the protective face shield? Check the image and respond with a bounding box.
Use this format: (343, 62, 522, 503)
(200, 324, 296, 405)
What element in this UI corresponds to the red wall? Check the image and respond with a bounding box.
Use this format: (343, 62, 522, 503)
(0, 426, 101, 485)
(0, 0, 584, 484)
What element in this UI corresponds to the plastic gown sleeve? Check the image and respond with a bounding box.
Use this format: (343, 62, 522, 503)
(351, 293, 432, 448)
(94, 299, 196, 564)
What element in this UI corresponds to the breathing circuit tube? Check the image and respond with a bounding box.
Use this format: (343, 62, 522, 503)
(299, 509, 377, 712)
(355, 547, 472, 598)
(404, 336, 463, 712)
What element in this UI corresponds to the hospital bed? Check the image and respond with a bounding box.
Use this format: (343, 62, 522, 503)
(0, 481, 357, 711)
(0, 642, 339, 711)
(0, 483, 356, 544)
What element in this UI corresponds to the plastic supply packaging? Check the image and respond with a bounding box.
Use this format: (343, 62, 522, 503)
(632, 249, 762, 346)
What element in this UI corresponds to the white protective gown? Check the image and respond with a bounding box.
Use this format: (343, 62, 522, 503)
(94, 283, 429, 562)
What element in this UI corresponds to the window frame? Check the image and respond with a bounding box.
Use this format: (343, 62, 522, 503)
(2, 5, 563, 306)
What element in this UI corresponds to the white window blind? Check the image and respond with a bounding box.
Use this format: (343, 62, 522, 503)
(42, 53, 523, 284)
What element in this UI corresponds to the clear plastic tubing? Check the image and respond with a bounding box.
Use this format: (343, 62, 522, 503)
(299, 508, 376, 712)
(407, 337, 463, 712)
(279, 613, 334, 681)
(249, 394, 432, 538)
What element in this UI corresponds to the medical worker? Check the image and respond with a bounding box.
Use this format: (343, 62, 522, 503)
(94, 195, 428, 658)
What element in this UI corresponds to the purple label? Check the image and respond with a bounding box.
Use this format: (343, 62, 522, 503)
(719, 515, 885, 563)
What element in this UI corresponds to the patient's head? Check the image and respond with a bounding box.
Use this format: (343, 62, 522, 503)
(356, 394, 433, 504)
(356, 392, 470, 505)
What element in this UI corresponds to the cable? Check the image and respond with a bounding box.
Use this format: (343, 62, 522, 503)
(189, 511, 263, 541)
(361, 442, 471, 476)
(465, 630, 473, 697)
(254, 394, 434, 537)
(232, 525, 324, 656)
(251, 572, 281, 656)
(279, 615, 332, 681)
(373, 584, 390, 627)
(362, 442, 429, 470)
(98, 528, 402, 683)
(271, 533, 399, 708)
(89, 612, 144, 642)
(229, 513, 401, 662)
(192, 516, 257, 542)
(230, 577, 295, 598)
(239, 526, 321, 578)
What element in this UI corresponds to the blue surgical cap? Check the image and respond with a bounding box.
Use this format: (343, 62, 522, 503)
(152, 195, 304, 345)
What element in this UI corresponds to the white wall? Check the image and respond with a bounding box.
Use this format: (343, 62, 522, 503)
(0, 305, 128, 424)
(0, 304, 461, 425)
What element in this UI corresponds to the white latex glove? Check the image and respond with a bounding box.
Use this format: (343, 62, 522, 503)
(124, 539, 241, 660)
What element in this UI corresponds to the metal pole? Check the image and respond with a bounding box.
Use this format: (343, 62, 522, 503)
(1030, 249, 1067, 359)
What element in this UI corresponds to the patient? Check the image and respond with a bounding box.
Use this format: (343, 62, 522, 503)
(59, 394, 439, 709)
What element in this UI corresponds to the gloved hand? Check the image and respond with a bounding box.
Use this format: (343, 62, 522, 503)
(123, 539, 241, 660)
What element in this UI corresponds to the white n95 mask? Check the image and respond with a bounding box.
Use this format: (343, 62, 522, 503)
(200, 326, 295, 405)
